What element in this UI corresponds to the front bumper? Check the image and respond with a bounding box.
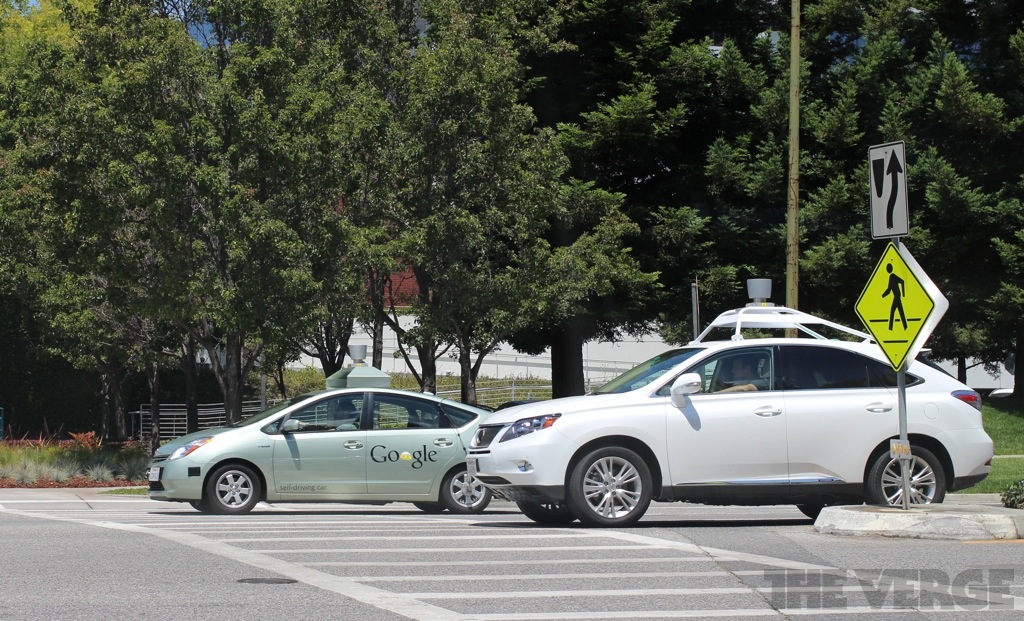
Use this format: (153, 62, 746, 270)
(147, 458, 205, 502)
(469, 428, 578, 503)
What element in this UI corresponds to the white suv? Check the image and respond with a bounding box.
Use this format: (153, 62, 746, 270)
(468, 306, 993, 527)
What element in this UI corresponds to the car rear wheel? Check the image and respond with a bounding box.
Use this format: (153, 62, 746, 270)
(205, 464, 261, 515)
(516, 500, 576, 524)
(568, 446, 652, 527)
(866, 446, 946, 506)
(440, 468, 492, 514)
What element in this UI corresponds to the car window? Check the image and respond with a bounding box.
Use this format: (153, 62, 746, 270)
(440, 402, 481, 428)
(283, 394, 364, 432)
(593, 348, 704, 394)
(663, 347, 775, 395)
(372, 394, 443, 430)
(779, 346, 905, 390)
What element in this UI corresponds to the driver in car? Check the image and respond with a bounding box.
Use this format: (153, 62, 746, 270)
(717, 355, 762, 393)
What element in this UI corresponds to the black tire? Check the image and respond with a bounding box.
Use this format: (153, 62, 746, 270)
(567, 446, 653, 527)
(866, 446, 946, 506)
(516, 500, 576, 525)
(189, 500, 211, 513)
(439, 468, 492, 514)
(205, 464, 262, 515)
(413, 501, 445, 513)
(797, 504, 824, 520)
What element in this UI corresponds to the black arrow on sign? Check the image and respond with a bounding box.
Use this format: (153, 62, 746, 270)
(885, 151, 903, 229)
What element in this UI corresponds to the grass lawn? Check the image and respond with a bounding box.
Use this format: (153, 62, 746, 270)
(982, 395, 1024, 455)
(953, 457, 1024, 494)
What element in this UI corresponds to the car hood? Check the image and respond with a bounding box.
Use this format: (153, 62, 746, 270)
(152, 426, 240, 458)
(481, 393, 628, 425)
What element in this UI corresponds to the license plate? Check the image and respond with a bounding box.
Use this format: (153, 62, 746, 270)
(466, 458, 478, 477)
(148, 467, 161, 482)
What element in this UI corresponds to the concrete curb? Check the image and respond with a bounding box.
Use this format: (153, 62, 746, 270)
(815, 504, 1024, 540)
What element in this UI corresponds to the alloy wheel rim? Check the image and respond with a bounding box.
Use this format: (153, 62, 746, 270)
(582, 456, 642, 518)
(451, 473, 486, 508)
(880, 456, 937, 505)
(216, 471, 253, 507)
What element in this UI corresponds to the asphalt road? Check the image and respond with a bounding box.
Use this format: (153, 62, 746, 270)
(1, 493, 1022, 620)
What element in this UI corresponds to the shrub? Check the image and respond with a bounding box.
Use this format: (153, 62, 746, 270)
(1001, 479, 1024, 509)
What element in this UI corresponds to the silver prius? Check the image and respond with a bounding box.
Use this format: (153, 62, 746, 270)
(147, 388, 494, 514)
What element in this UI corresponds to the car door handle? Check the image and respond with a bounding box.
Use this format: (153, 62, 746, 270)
(754, 406, 782, 417)
(343, 440, 364, 449)
(866, 402, 894, 413)
(433, 438, 454, 447)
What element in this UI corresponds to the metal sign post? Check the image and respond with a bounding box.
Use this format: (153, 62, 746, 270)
(896, 365, 911, 510)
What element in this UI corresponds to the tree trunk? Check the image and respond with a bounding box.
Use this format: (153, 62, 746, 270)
(99, 364, 113, 442)
(99, 358, 128, 442)
(551, 320, 586, 398)
(182, 337, 199, 434)
(459, 345, 477, 404)
(113, 381, 127, 440)
(957, 354, 968, 385)
(224, 331, 244, 424)
(417, 343, 438, 394)
(372, 310, 385, 369)
(147, 361, 161, 454)
(1014, 319, 1023, 398)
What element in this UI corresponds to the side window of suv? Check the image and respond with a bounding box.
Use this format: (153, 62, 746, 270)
(682, 347, 775, 394)
(780, 346, 899, 390)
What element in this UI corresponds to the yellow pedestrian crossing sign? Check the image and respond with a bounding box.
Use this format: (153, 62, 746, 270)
(855, 242, 948, 371)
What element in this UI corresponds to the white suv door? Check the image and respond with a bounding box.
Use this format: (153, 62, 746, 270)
(664, 347, 789, 485)
(779, 344, 901, 484)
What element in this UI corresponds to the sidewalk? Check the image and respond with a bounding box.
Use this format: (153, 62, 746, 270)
(816, 496, 1024, 541)
(0, 486, 149, 505)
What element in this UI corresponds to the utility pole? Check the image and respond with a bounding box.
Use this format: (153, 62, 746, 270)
(786, 0, 801, 310)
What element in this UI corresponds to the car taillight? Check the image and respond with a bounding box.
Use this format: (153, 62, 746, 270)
(952, 390, 982, 412)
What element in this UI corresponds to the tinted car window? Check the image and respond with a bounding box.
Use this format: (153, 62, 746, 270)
(372, 394, 443, 429)
(441, 402, 480, 427)
(284, 394, 365, 431)
(780, 346, 902, 390)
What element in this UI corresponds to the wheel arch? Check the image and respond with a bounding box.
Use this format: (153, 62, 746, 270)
(202, 459, 268, 503)
(862, 434, 953, 490)
(566, 436, 663, 497)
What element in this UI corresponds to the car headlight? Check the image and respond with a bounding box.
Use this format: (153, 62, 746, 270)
(500, 414, 561, 442)
(168, 437, 214, 460)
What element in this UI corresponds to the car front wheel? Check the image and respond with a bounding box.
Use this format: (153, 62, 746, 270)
(866, 446, 946, 506)
(205, 464, 262, 514)
(440, 468, 492, 514)
(568, 446, 653, 527)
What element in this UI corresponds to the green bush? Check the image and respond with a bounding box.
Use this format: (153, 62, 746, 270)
(1001, 479, 1024, 509)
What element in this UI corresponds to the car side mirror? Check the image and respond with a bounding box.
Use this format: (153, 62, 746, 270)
(670, 373, 703, 408)
(281, 418, 301, 433)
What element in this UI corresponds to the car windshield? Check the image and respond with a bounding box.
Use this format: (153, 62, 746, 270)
(231, 391, 331, 427)
(592, 348, 705, 394)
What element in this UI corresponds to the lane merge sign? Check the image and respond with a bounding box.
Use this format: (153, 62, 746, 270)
(855, 242, 948, 371)
(869, 141, 909, 239)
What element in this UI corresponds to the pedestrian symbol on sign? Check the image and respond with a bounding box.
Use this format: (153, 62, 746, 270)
(855, 243, 945, 371)
(882, 263, 907, 331)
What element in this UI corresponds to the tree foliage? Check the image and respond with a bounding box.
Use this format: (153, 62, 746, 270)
(1, 0, 1021, 435)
